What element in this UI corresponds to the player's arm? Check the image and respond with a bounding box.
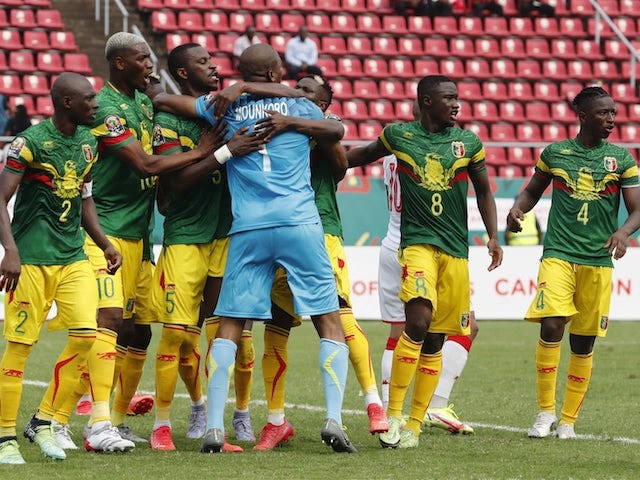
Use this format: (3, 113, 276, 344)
(605, 185, 640, 260)
(314, 141, 348, 183)
(506, 174, 549, 233)
(210, 82, 305, 119)
(257, 110, 344, 142)
(346, 140, 389, 168)
(152, 93, 199, 119)
(0, 169, 22, 291)
(470, 167, 503, 271)
(81, 175, 122, 274)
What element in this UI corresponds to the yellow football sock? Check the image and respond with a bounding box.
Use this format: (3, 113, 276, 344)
(263, 324, 290, 414)
(88, 328, 118, 425)
(234, 330, 255, 411)
(388, 332, 422, 419)
(341, 308, 378, 395)
(53, 371, 90, 425)
(204, 316, 220, 378)
(111, 343, 127, 399)
(38, 329, 96, 418)
(178, 325, 203, 403)
(155, 325, 184, 418)
(535, 339, 561, 412)
(560, 352, 593, 424)
(0, 341, 32, 436)
(406, 351, 442, 435)
(112, 346, 147, 425)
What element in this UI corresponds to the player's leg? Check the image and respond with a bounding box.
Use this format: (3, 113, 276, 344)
(232, 320, 255, 441)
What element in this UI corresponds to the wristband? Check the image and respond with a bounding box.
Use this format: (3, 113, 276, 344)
(81, 181, 93, 199)
(214, 144, 232, 164)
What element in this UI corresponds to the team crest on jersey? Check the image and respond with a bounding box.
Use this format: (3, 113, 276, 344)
(104, 115, 126, 137)
(600, 315, 609, 331)
(460, 312, 470, 329)
(152, 124, 165, 147)
(140, 103, 153, 120)
(7, 137, 26, 158)
(82, 144, 94, 163)
(451, 141, 465, 158)
(603, 156, 617, 172)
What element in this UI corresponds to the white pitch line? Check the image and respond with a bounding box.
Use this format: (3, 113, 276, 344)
(24, 380, 640, 445)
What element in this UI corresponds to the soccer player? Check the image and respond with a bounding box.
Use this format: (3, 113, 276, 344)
(378, 151, 477, 435)
(347, 74, 503, 448)
(49, 32, 219, 451)
(153, 44, 355, 454)
(0, 73, 122, 464)
(254, 75, 388, 451)
(150, 42, 268, 451)
(507, 86, 640, 440)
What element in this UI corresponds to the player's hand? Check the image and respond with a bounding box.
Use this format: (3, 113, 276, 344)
(104, 246, 123, 275)
(604, 231, 628, 260)
(227, 126, 272, 157)
(0, 249, 21, 292)
(486, 238, 503, 271)
(198, 123, 228, 158)
(255, 110, 290, 140)
(506, 208, 524, 232)
(207, 82, 245, 120)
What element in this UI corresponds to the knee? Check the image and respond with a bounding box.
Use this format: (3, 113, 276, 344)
(129, 324, 152, 350)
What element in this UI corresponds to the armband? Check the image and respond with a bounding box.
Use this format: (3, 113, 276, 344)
(214, 144, 232, 164)
(81, 181, 93, 199)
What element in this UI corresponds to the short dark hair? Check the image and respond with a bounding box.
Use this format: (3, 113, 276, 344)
(167, 43, 201, 80)
(572, 86, 610, 113)
(417, 74, 453, 102)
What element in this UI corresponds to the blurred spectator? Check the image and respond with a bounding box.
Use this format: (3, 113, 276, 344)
(4, 104, 32, 137)
(473, 0, 504, 16)
(284, 26, 323, 80)
(233, 26, 261, 69)
(0, 94, 8, 135)
(395, 0, 454, 16)
(519, 0, 555, 16)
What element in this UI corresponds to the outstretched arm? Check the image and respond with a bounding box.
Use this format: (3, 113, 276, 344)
(346, 140, 389, 168)
(256, 110, 344, 142)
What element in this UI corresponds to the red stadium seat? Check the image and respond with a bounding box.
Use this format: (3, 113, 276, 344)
(542, 123, 568, 142)
(472, 101, 499, 122)
(36, 96, 54, 116)
(336, 57, 362, 77)
(394, 100, 414, 121)
(465, 122, 488, 140)
(449, 37, 474, 58)
(567, 59, 593, 80)
(345, 35, 371, 55)
(240, 0, 266, 9)
(64, 53, 92, 74)
(372, 36, 396, 55)
(151, 11, 178, 32)
(619, 124, 639, 142)
(36, 9, 64, 29)
(190, 33, 214, 52)
(404, 79, 418, 97)
(353, 79, 378, 99)
(542, 59, 568, 80)
(356, 15, 384, 35)
(614, 103, 628, 121)
(559, 81, 584, 102)
(211, 54, 233, 75)
(508, 80, 534, 101)
(138, 0, 164, 9)
(9, 51, 36, 73)
(49, 30, 78, 51)
(0, 73, 22, 95)
(508, 146, 534, 167)
(619, 0, 640, 17)
(307, 12, 332, 33)
(203, 11, 229, 32)
(9, 95, 36, 116)
(0, 52, 6, 70)
(188, 0, 216, 9)
(280, 13, 304, 33)
(382, 15, 407, 34)
(516, 123, 542, 142)
(341, 99, 368, 120)
(366, 0, 393, 13)
(459, 79, 483, 101)
(587, 18, 613, 38)
(533, 81, 560, 101)
(0, 9, 7, 28)
(490, 122, 516, 142)
(499, 37, 526, 59)
(474, 37, 500, 59)
(229, 12, 253, 32)
(549, 100, 575, 123)
(491, 59, 517, 79)
(407, 15, 432, 34)
(517, 59, 542, 79)
(433, 16, 457, 35)
(167, 32, 190, 51)
(509, 17, 534, 37)
(604, 39, 630, 60)
(622, 61, 640, 80)
(484, 147, 507, 166)
(216, 33, 238, 54)
(484, 17, 508, 36)
(524, 38, 550, 59)
(316, 0, 341, 11)
(482, 80, 508, 101)
(11, 9, 37, 28)
(570, 0, 593, 14)
(341, 120, 360, 141)
(164, 0, 190, 8)
(525, 101, 551, 123)
(332, 13, 358, 33)
(629, 104, 640, 122)
(363, 57, 388, 78)
(269, 33, 289, 54)
(255, 12, 279, 30)
(322, 35, 347, 55)
(423, 37, 449, 57)
(330, 79, 353, 99)
(342, 0, 367, 12)
(465, 58, 491, 79)
(87, 76, 104, 91)
(440, 58, 465, 79)
(1, 29, 22, 50)
(368, 99, 395, 121)
(612, 16, 636, 37)
(610, 82, 637, 102)
(592, 60, 618, 81)
(177, 11, 204, 32)
(533, 17, 559, 37)
(317, 56, 338, 76)
(390, 58, 416, 78)
(212, 0, 240, 8)
(500, 100, 526, 122)
(379, 79, 405, 100)
(397, 37, 422, 57)
(550, 38, 576, 59)
(327, 99, 342, 116)
(22, 74, 49, 96)
(289, 0, 313, 10)
(559, 17, 588, 38)
(458, 16, 482, 37)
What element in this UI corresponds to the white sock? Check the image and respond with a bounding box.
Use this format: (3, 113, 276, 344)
(381, 348, 394, 410)
(429, 340, 469, 409)
(190, 398, 205, 409)
(267, 413, 285, 426)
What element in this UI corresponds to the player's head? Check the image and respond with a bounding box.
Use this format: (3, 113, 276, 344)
(51, 72, 98, 127)
(417, 74, 459, 130)
(572, 86, 616, 140)
(168, 43, 220, 96)
(104, 31, 154, 92)
(295, 75, 333, 112)
(238, 44, 284, 83)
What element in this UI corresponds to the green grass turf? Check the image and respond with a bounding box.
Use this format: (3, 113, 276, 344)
(2, 320, 640, 480)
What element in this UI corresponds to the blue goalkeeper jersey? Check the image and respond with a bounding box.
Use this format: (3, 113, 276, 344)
(195, 93, 323, 234)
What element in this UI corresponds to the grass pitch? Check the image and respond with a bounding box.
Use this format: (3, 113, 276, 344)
(2, 320, 640, 480)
